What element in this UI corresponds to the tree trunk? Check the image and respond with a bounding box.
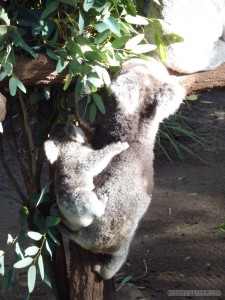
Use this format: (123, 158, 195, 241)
(69, 242, 115, 300)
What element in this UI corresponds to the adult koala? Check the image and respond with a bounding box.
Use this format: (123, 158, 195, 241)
(61, 58, 185, 280)
(146, 0, 225, 73)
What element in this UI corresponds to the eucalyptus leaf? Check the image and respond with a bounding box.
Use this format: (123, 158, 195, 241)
(0, 250, 4, 276)
(7, 234, 13, 245)
(27, 231, 43, 241)
(104, 17, 121, 36)
(28, 265, 36, 293)
(124, 14, 148, 25)
(46, 216, 61, 227)
(38, 255, 44, 280)
(89, 102, 97, 123)
(125, 34, 144, 50)
(13, 257, 33, 269)
(0, 7, 10, 25)
(41, 1, 60, 19)
(95, 29, 110, 44)
(93, 94, 105, 114)
(132, 43, 156, 54)
(112, 36, 130, 48)
(24, 246, 39, 257)
(9, 77, 18, 96)
(83, 0, 94, 12)
(45, 239, 52, 258)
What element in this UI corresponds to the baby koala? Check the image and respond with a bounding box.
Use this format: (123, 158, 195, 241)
(44, 122, 129, 230)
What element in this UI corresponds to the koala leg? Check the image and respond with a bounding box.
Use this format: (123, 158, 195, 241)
(93, 242, 130, 280)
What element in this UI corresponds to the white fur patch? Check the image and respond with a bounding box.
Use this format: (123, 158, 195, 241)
(44, 140, 59, 164)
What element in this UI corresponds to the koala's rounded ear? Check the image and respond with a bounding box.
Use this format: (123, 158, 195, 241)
(44, 140, 59, 164)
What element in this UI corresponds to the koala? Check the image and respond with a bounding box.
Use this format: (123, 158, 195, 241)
(145, 0, 225, 73)
(44, 123, 129, 230)
(59, 58, 185, 280)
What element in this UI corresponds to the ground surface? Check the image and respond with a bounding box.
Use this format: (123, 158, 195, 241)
(0, 89, 225, 299)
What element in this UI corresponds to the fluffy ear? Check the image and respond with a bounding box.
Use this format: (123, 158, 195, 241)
(44, 140, 59, 164)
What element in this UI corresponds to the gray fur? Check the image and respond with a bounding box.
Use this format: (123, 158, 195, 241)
(58, 58, 184, 280)
(146, 0, 225, 73)
(44, 123, 129, 230)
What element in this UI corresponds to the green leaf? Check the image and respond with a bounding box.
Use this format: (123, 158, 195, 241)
(13, 257, 33, 269)
(47, 229, 60, 245)
(78, 11, 84, 34)
(125, 34, 144, 50)
(38, 255, 44, 280)
(104, 17, 121, 36)
(116, 275, 134, 291)
(28, 265, 36, 293)
(59, 0, 77, 6)
(0, 71, 7, 81)
(111, 36, 130, 48)
(7, 234, 13, 245)
(9, 76, 26, 96)
(186, 94, 199, 101)
(9, 77, 18, 96)
(36, 180, 53, 207)
(16, 78, 26, 93)
(0, 250, 4, 276)
(56, 58, 67, 73)
(23, 290, 30, 300)
(0, 25, 15, 35)
(27, 231, 43, 241)
(123, 0, 136, 16)
(45, 239, 52, 258)
(1, 268, 15, 293)
(95, 66, 111, 86)
(43, 272, 52, 289)
(19, 206, 29, 225)
(46, 216, 61, 227)
(41, 1, 60, 19)
(89, 102, 97, 123)
(93, 94, 105, 114)
(63, 69, 73, 91)
(25, 246, 39, 257)
(132, 44, 156, 54)
(95, 29, 110, 45)
(83, 0, 94, 12)
(0, 7, 10, 25)
(124, 14, 148, 25)
(87, 76, 103, 88)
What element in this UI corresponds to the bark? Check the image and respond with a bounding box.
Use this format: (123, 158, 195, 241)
(1, 54, 225, 93)
(0, 93, 6, 121)
(170, 63, 225, 95)
(69, 242, 115, 300)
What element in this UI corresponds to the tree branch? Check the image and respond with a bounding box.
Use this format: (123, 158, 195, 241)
(1, 54, 225, 94)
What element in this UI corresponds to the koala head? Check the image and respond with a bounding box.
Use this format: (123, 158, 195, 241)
(44, 123, 87, 164)
(88, 58, 185, 149)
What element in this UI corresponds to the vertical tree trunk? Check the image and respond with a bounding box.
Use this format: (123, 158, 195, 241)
(69, 242, 115, 300)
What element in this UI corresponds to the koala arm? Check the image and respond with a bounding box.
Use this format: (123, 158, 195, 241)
(87, 142, 129, 176)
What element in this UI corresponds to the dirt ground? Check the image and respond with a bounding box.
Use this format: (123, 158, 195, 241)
(1, 89, 225, 299)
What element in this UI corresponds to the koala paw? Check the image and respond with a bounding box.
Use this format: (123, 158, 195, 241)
(93, 263, 115, 280)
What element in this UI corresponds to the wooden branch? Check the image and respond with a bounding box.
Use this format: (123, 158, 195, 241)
(171, 62, 225, 95)
(9, 54, 68, 86)
(1, 54, 225, 94)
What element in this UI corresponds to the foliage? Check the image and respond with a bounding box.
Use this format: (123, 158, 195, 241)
(0, 0, 162, 121)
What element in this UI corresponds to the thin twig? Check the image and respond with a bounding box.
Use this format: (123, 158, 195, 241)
(0, 135, 27, 203)
(2, 133, 29, 194)
(18, 91, 37, 194)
